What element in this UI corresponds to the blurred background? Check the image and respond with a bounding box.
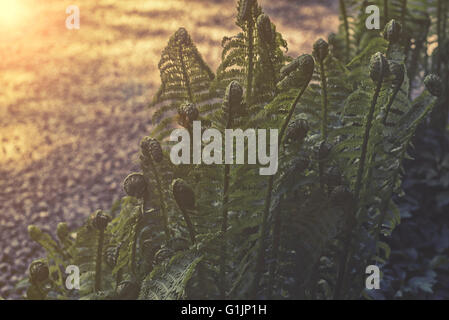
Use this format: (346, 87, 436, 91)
(0, 0, 338, 298)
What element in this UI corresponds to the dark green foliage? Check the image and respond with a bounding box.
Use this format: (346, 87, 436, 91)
(23, 0, 443, 300)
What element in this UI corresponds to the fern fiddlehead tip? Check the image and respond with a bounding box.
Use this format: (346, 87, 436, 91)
(318, 141, 332, 162)
(171, 178, 195, 211)
(383, 19, 402, 43)
(29, 260, 49, 283)
(298, 54, 315, 79)
(424, 74, 443, 97)
(285, 118, 309, 143)
(123, 172, 147, 199)
(369, 52, 389, 83)
(278, 54, 315, 90)
(328, 32, 338, 47)
(105, 245, 119, 268)
(224, 80, 243, 118)
(28, 225, 42, 242)
(313, 38, 329, 62)
(178, 102, 199, 129)
(141, 137, 163, 163)
(91, 210, 111, 231)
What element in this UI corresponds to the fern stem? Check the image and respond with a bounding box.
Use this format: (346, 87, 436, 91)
(252, 174, 274, 298)
(339, 0, 350, 61)
(181, 207, 196, 244)
(115, 269, 123, 292)
(363, 84, 401, 197)
(267, 198, 282, 299)
(252, 84, 309, 298)
(220, 164, 230, 299)
(130, 204, 143, 276)
(333, 224, 352, 299)
(319, 60, 328, 140)
(374, 155, 403, 243)
(382, 89, 400, 125)
(220, 111, 233, 299)
(95, 229, 104, 292)
(148, 157, 171, 240)
(246, 19, 255, 104)
(354, 78, 384, 200)
(334, 70, 385, 299)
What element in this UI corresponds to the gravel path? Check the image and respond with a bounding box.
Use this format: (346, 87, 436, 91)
(0, 0, 338, 299)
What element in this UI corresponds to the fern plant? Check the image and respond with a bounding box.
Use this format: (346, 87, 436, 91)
(21, 0, 443, 300)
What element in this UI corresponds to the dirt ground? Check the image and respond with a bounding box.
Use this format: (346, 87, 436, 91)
(0, 0, 338, 298)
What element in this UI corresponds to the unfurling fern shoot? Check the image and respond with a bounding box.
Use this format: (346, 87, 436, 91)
(140, 137, 170, 239)
(424, 74, 443, 98)
(355, 52, 389, 200)
(335, 52, 389, 300)
(382, 61, 405, 124)
(29, 260, 49, 284)
(91, 210, 111, 292)
(252, 54, 315, 298)
(178, 102, 199, 130)
(123, 172, 147, 276)
(27, 260, 50, 299)
(220, 81, 243, 299)
(267, 118, 309, 299)
(22, 0, 446, 301)
(383, 20, 403, 60)
(384, 20, 402, 44)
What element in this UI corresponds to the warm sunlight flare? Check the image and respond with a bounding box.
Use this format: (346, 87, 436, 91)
(0, 0, 29, 27)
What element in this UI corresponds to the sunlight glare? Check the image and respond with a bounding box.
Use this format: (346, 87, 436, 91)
(0, 0, 30, 28)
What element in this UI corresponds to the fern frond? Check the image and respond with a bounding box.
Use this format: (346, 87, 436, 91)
(138, 250, 203, 300)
